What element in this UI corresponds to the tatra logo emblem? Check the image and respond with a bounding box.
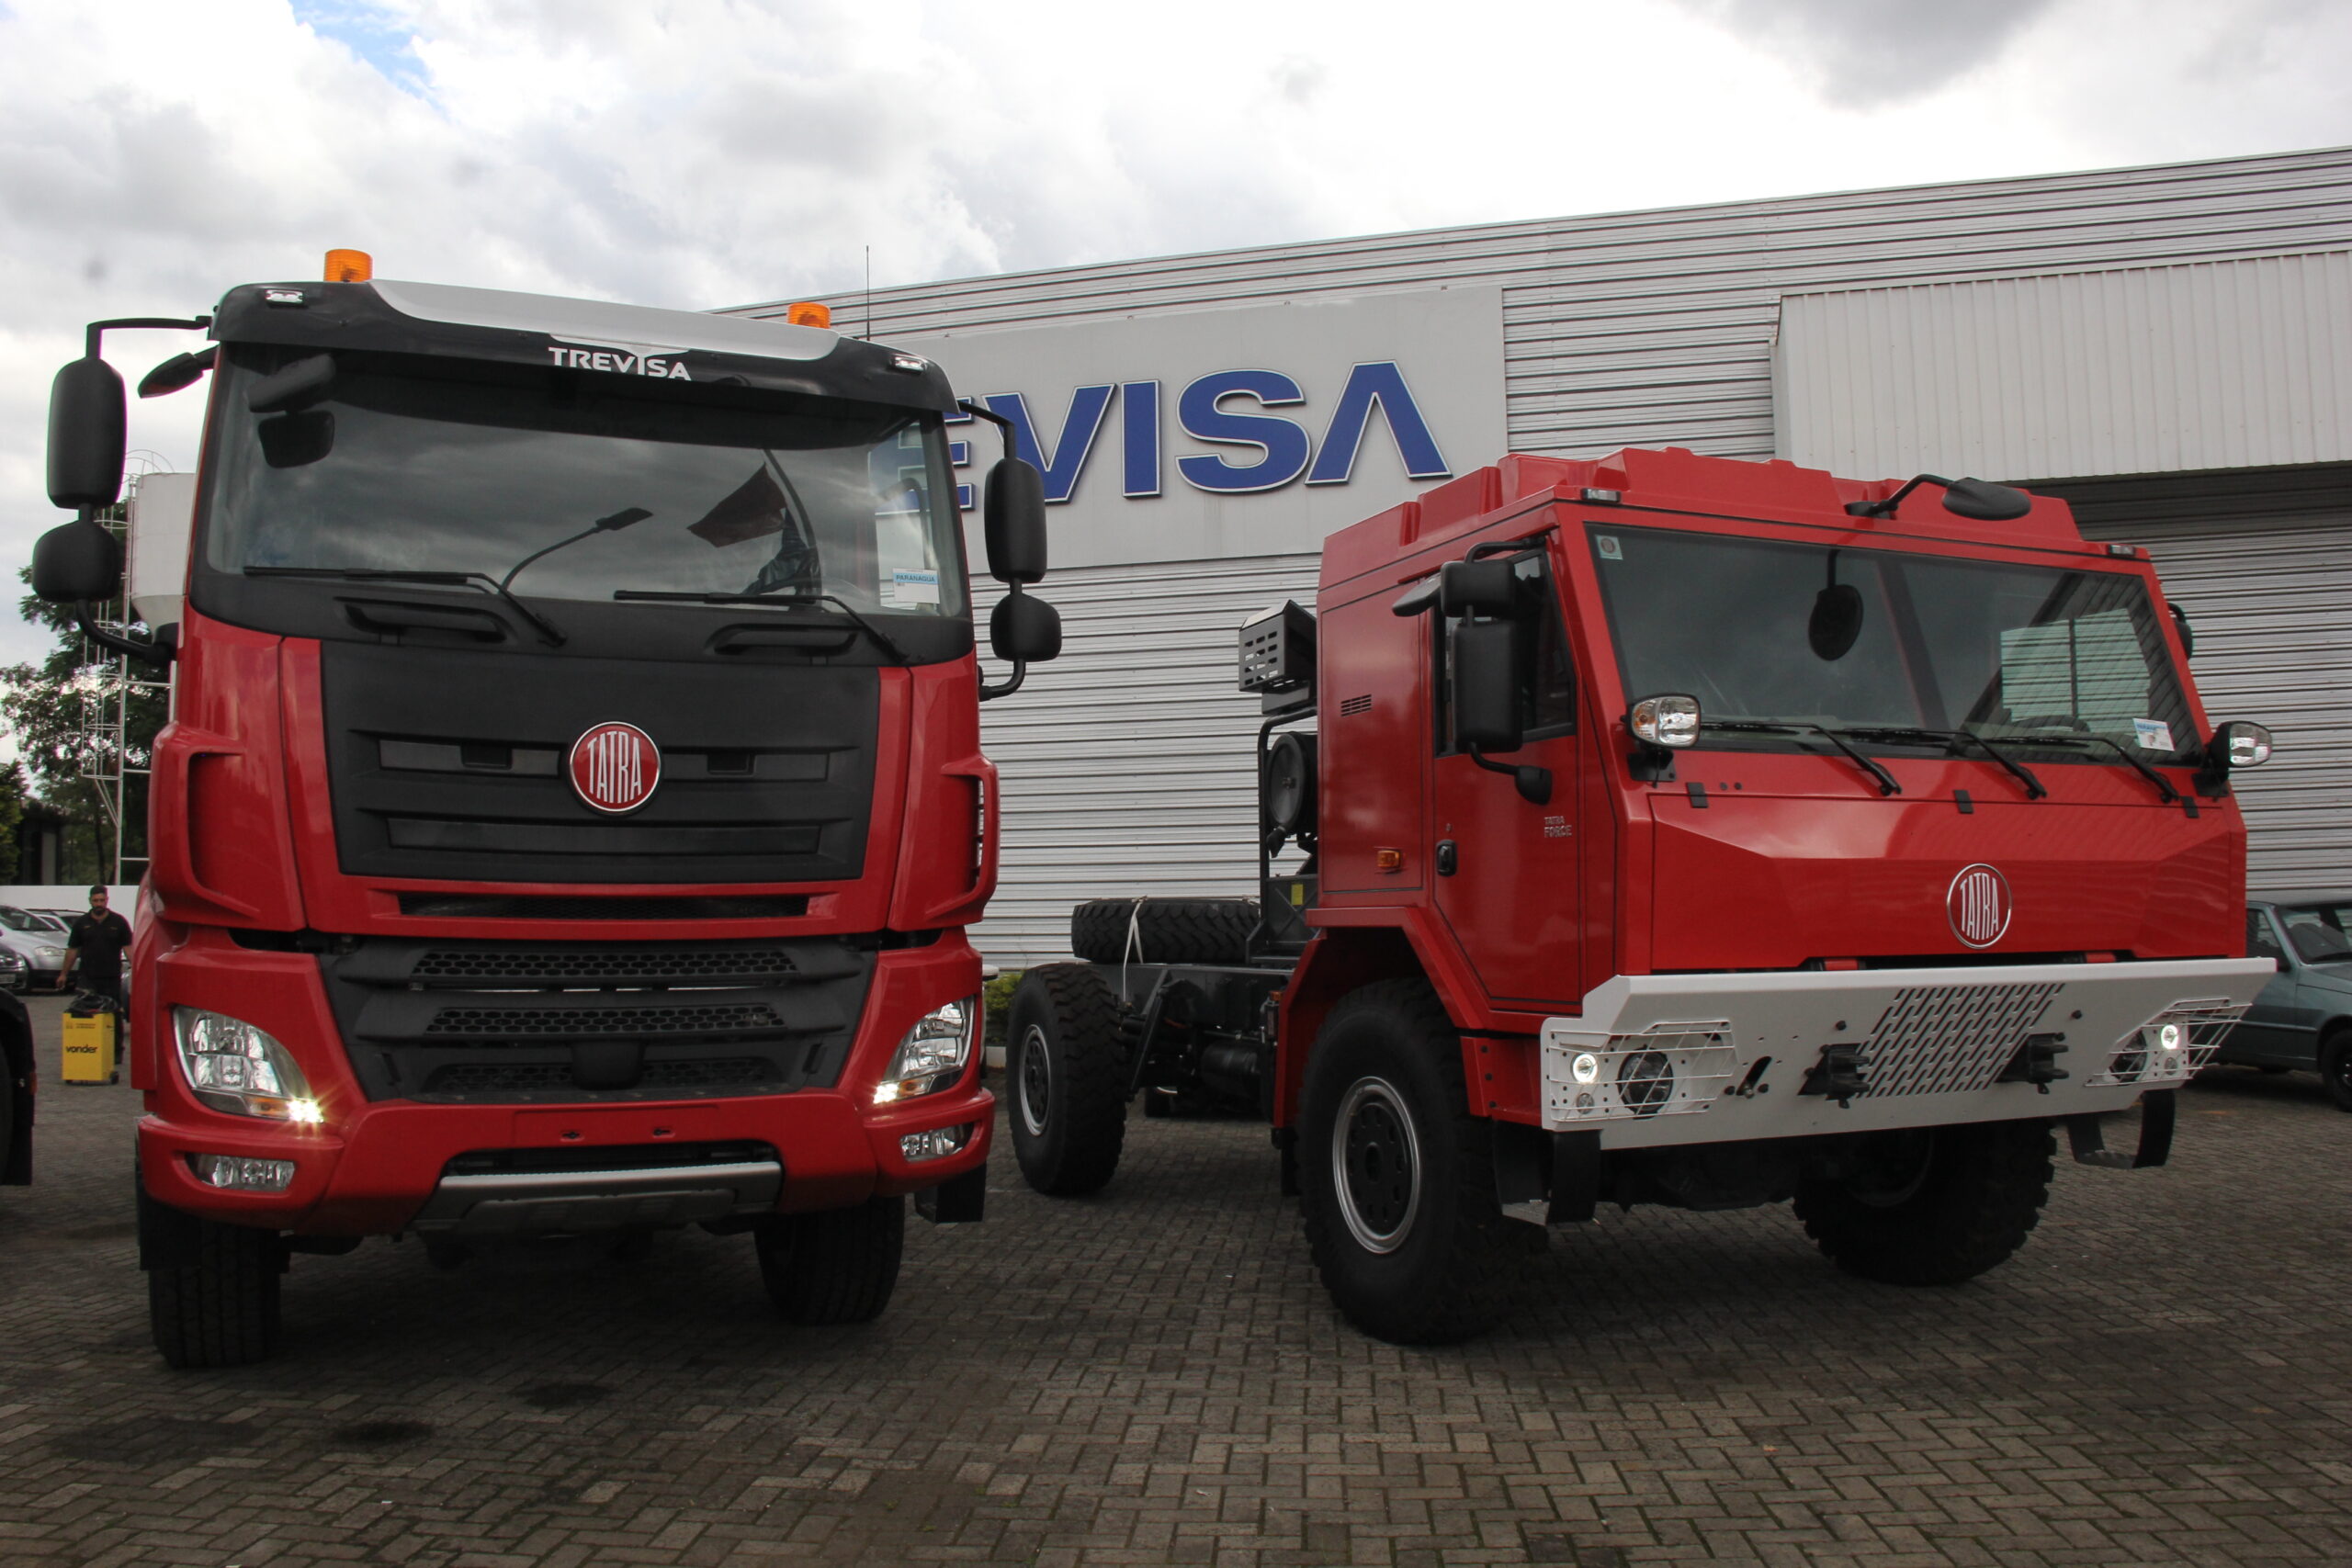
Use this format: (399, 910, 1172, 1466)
(570, 721, 660, 815)
(1947, 863, 2013, 948)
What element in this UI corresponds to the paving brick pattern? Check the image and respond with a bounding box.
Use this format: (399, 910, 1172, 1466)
(4, 993, 2348, 1566)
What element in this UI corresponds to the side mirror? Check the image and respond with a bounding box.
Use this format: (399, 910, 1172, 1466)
(1941, 477, 2033, 523)
(989, 591, 1062, 663)
(30, 519, 125, 604)
(139, 345, 216, 399)
(248, 352, 336, 414)
(2169, 602, 2196, 660)
(2195, 719, 2274, 797)
(1453, 619, 1523, 751)
(1809, 582, 1864, 660)
(983, 458, 1046, 584)
(47, 355, 128, 510)
(1439, 558, 1520, 618)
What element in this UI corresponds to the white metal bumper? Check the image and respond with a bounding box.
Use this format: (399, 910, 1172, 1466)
(1539, 958, 2275, 1149)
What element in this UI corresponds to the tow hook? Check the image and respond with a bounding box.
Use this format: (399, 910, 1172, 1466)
(1997, 1032, 2069, 1091)
(2066, 1089, 2177, 1169)
(1799, 1043, 1868, 1106)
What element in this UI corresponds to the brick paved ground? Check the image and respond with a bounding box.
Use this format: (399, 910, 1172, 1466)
(4, 992, 2348, 1567)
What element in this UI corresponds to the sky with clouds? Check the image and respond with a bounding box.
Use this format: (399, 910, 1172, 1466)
(0, 0, 2346, 674)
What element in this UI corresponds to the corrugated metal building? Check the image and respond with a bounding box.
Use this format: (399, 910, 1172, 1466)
(727, 146, 2352, 966)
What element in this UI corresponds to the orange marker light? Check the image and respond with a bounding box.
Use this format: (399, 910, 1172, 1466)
(324, 248, 373, 283)
(784, 300, 832, 328)
(1374, 848, 1404, 873)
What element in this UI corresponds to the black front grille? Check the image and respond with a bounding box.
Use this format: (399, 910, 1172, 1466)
(423, 1002, 786, 1039)
(322, 642, 877, 885)
(412, 946, 800, 986)
(318, 935, 875, 1105)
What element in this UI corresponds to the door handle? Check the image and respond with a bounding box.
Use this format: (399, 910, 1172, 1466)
(1436, 840, 1458, 876)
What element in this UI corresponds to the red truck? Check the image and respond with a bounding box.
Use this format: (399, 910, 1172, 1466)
(31, 253, 1063, 1367)
(1009, 446, 2279, 1344)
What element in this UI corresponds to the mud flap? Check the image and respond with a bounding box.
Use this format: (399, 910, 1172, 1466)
(2065, 1089, 2177, 1169)
(915, 1164, 987, 1224)
(1493, 1123, 1600, 1225)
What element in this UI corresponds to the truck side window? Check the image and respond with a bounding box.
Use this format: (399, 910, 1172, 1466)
(1434, 550, 1576, 753)
(2247, 909, 2287, 964)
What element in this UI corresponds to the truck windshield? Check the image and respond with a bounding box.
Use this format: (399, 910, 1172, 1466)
(201, 347, 965, 618)
(1589, 524, 2198, 764)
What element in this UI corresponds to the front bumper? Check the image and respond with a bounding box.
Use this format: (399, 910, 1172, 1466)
(1541, 957, 2275, 1149)
(134, 933, 993, 1235)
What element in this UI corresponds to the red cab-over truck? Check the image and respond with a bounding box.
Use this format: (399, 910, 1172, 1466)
(1008, 447, 2279, 1343)
(32, 254, 1064, 1367)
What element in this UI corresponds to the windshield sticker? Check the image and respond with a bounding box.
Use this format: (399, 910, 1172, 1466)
(2133, 718, 2175, 751)
(1594, 535, 1623, 561)
(887, 569, 941, 606)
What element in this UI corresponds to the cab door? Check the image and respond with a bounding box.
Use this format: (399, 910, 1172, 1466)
(1428, 542, 1584, 1010)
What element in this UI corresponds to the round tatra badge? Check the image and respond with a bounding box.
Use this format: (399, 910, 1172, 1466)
(569, 721, 660, 815)
(1947, 863, 2013, 949)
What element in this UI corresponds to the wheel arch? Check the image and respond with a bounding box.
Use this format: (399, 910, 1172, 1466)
(1276, 922, 1473, 1129)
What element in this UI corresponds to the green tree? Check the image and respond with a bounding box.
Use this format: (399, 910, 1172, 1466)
(0, 507, 166, 884)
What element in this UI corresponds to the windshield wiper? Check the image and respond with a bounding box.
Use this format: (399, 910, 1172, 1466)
(2000, 731, 2180, 804)
(1843, 725, 2047, 801)
(244, 566, 565, 647)
(611, 589, 908, 663)
(1706, 719, 1902, 796)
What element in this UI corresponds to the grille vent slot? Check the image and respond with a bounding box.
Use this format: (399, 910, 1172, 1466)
(1340, 694, 1373, 716)
(424, 1003, 787, 1039)
(411, 947, 798, 986)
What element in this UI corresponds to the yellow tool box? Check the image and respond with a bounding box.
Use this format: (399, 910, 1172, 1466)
(61, 1008, 118, 1085)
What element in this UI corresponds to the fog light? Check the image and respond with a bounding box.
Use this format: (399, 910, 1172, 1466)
(2156, 1022, 2185, 1052)
(189, 1154, 296, 1191)
(1571, 1052, 1600, 1084)
(900, 1124, 972, 1163)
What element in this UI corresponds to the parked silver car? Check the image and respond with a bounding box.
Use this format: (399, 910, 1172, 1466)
(2219, 893, 2352, 1111)
(0, 907, 71, 990)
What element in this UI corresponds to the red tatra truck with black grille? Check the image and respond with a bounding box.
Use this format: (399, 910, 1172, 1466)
(31, 252, 1063, 1367)
(1009, 446, 2279, 1344)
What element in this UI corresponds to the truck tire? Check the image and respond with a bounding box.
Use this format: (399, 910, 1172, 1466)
(1296, 978, 1543, 1344)
(1069, 898, 1259, 964)
(1794, 1120, 2053, 1286)
(2321, 1032, 2352, 1112)
(755, 1195, 904, 1325)
(149, 1217, 286, 1369)
(1006, 963, 1130, 1195)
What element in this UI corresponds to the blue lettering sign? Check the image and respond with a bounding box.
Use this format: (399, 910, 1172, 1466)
(1306, 361, 1452, 484)
(942, 405, 975, 513)
(1176, 370, 1311, 494)
(1122, 380, 1160, 498)
(980, 386, 1115, 504)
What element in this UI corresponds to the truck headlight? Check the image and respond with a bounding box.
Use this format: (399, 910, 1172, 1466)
(875, 996, 979, 1105)
(173, 1007, 322, 1122)
(1628, 694, 1701, 748)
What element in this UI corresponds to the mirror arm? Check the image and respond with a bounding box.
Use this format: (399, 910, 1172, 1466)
(72, 602, 173, 669)
(1467, 744, 1552, 805)
(958, 399, 1017, 457)
(1844, 473, 1950, 519)
(85, 315, 211, 357)
(978, 660, 1027, 703)
(2194, 733, 2233, 799)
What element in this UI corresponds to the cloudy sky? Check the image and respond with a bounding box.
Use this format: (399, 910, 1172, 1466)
(0, 0, 2346, 670)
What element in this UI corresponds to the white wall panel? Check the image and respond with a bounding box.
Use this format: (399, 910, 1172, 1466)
(1775, 252, 2352, 481)
(968, 555, 1317, 966)
(2064, 467, 2352, 890)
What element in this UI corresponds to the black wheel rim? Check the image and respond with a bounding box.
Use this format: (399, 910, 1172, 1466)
(1017, 1024, 1052, 1137)
(1332, 1077, 1420, 1253)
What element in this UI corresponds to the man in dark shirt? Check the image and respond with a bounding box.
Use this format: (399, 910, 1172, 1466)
(59, 886, 131, 1007)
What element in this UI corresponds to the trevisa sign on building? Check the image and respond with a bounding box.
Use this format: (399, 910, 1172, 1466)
(901, 288, 1507, 570)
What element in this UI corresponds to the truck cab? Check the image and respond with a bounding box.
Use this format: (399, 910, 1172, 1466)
(1008, 446, 2278, 1344)
(31, 259, 1061, 1366)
